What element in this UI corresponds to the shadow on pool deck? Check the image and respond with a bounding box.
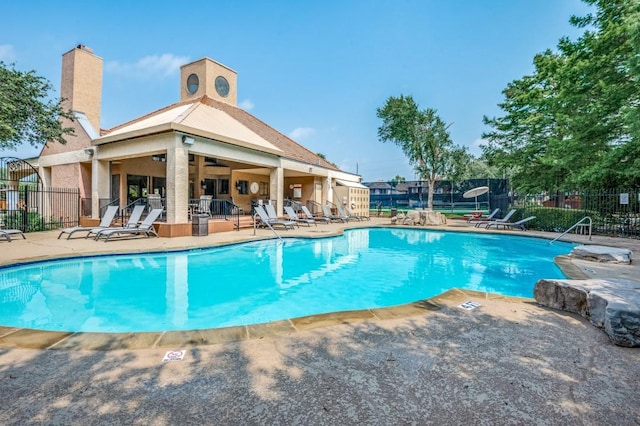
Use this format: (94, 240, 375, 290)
(1, 218, 639, 424)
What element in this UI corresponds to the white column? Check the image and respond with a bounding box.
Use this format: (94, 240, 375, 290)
(91, 158, 110, 219)
(270, 166, 284, 217)
(324, 172, 334, 205)
(165, 141, 189, 223)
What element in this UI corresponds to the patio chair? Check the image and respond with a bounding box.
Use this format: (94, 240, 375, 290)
(485, 216, 536, 231)
(57, 205, 119, 239)
(321, 204, 348, 223)
(254, 205, 296, 230)
(284, 206, 316, 227)
(94, 208, 164, 242)
(467, 208, 500, 223)
(301, 205, 331, 224)
(345, 206, 370, 221)
(147, 195, 165, 219)
(475, 209, 516, 228)
(196, 195, 212, 217)
(87, 204, 145, 239)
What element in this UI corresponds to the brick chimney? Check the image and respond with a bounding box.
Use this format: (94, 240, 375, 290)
(60, 45, 103, 131)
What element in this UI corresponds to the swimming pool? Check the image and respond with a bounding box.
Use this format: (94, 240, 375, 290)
(0, 228, 573, 333)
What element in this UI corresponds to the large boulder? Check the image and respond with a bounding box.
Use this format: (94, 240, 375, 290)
(534, 278, 640, 347)
(571, 245, 632, 264)
(401, 209, 447, 226)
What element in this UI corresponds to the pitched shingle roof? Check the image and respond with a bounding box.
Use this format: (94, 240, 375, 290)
(100, 96, 339, 171)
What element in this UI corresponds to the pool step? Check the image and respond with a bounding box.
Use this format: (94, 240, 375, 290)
(236, 215, 255, 230)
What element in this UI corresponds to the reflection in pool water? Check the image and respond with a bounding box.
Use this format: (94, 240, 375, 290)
(0, 228, 573, 333)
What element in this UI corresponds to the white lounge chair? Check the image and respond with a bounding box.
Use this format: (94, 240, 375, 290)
(254, 205, 296, 230)
(301, 206, 331, 224)
(88, 204, 145, 239)
(0, 229, 26, 242)
(284, 206, 316, 227)
(486, 216, 536, 231)
(467, 208, 500, 223)
(57, 205, 119, 239)
(321, 205, 348, 223)
(95, 208, 164, 242)
(345, 206, 370, 221)
(475, 209, 516, 228)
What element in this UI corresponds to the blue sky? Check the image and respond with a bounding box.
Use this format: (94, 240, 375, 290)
(1, 0, 591, 182)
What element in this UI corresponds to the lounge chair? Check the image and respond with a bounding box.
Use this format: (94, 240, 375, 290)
(486, 216, 536, 231)
(337, 204, 361, 221)
(284, 206, 316, 227)
(321, 204, 348, 223)
(0, 229, 26, 242)
(88, 204, 145, 239)
(467, 208, 500, 223)
(345, 206, 370, 221)
(95, 208, 164, 242)
(57, 205, 119, 239)
(264, 204, 281, 222)
(254, 205, 296, 230)
(475, 209, 516, 228)
(301, 206, 331, 224)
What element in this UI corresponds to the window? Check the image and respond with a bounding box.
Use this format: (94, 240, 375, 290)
(236, 180, 248, 195)
(218, 179, 229, 195)
(186, 73, 199, 94)
(259, 182, 269, 196)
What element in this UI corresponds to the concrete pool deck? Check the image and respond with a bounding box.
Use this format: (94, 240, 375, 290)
(1, 218, 639, 424)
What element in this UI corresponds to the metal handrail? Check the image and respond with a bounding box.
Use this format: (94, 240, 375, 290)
(550, 216, 592, 244)
(253, 212, 281, 240)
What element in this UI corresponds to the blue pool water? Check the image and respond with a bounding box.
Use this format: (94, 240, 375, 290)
(0, 228, 573, 333)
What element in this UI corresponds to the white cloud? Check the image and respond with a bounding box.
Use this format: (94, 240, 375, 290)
(238, 99, 254, 110)
(105, 53, 189, 78)
(288, 127, 316, 140)
(0, 44, 16, 62)
(468, 138, 485, 156)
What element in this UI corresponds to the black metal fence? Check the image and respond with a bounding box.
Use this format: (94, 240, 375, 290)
(1, 187, 80, 233)
(516, 189, 640, 238)
(368, 178, 509, 212)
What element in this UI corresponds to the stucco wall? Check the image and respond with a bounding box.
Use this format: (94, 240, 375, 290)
(51, 163, 80, 189)
(231, 171, 270, 213)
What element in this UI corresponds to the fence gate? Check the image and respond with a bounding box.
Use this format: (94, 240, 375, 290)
(0, 157, 80, 232)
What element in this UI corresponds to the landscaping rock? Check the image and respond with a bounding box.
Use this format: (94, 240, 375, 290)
(571, 245, 632, 264)
(401, 209, 446, 226)
(534, 278, 640, 347)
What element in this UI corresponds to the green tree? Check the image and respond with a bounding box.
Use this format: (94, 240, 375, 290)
(482, 0, 640, 191)
(389, 175, 406, 185)
(468, 157, 500, 179)
(441, 146, 472, 207)
(377, 95, 455, 209)
(0, 62, 75, 151)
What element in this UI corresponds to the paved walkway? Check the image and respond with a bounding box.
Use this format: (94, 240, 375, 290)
(1, 218, 639, 424)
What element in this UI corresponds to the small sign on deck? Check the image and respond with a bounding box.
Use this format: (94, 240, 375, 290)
(162, 350, 186, 362)
(459, 301, 480, 310)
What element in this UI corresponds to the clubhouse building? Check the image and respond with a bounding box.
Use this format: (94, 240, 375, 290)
(34, 45, 368, 236)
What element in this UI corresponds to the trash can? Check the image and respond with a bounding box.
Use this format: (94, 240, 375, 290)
(390, 208, 398, 217)
(192, 214, 209, 236)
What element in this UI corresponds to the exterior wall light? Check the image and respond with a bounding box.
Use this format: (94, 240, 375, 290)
(182, 135, 195, 145)
(84, 148, 94, 155)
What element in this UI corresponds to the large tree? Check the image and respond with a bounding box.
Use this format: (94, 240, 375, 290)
(482, 0, 640, 191)
(377, 95, 456, 209)
(441, 146, 472, 208)
(0, 61, 75, 151)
